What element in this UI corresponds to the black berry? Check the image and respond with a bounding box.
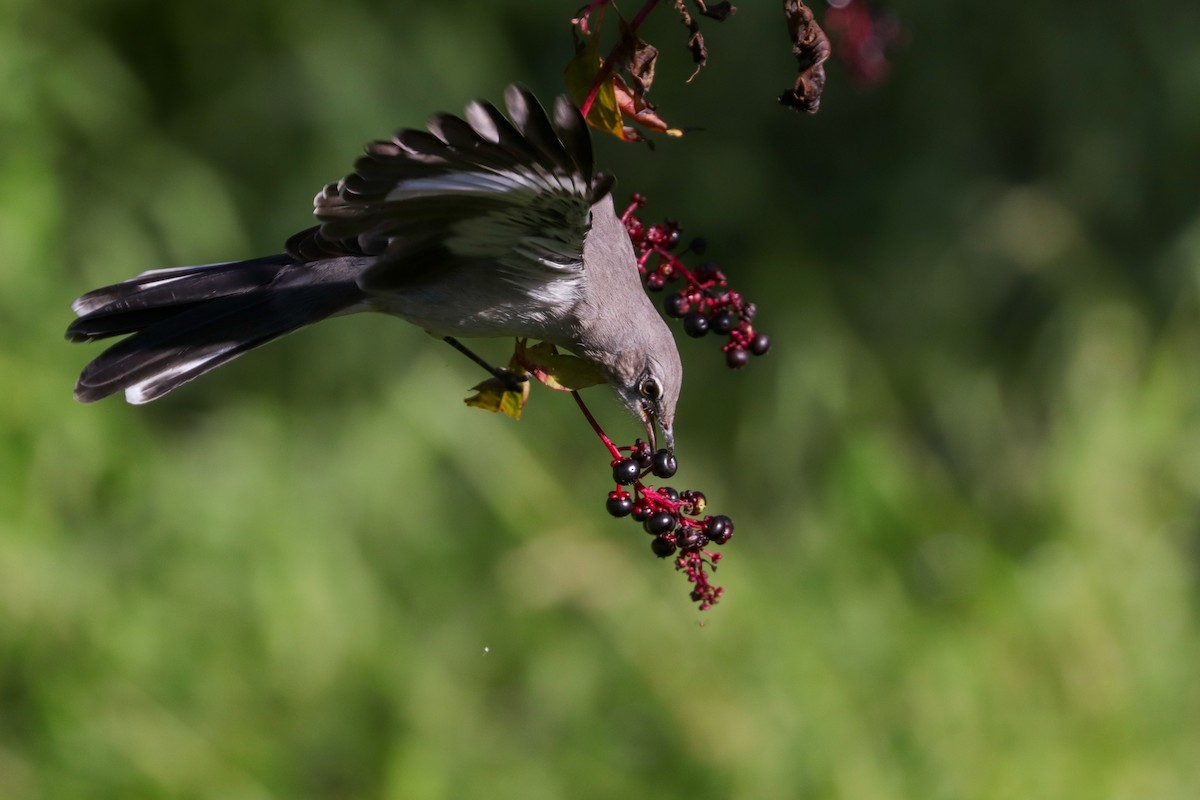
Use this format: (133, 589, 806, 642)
(644, 511, 677, 536)
(663, 294, 687, 318)
(651, 449, 677, 479)
(606, 492, 634, 518)
(711, 310, 738, 334)
(632, 501, 653, 522)
(683, 312, 709, 338)
(659, 486, 680, 503)
(633, 441, 654, 469)
(725, 347, 749, 369)
(678, 528, 706, 551)
(612, 458, 641, 485)
(651, 536, 677, 558)
(706, 515, 734, 545)
(750, 333, 771, 356)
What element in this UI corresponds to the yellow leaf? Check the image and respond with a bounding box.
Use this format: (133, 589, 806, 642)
(464, 377, 530, 420)
(564, 34, 625, 139)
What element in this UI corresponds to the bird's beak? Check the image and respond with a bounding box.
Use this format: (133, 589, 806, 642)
(639, 405, 658, 452)
(640, 403, 674, 454)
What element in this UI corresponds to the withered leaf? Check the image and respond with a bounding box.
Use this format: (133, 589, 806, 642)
(621, 19, 660, 96)
(673, 0, 708, 79)
(780, 0, 831, 113)
(693, 0, 736, 22)
(612, 75, 684, 138)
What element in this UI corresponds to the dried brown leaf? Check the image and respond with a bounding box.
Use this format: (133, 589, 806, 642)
(693, 0, 736, 22)
(779, 0, 831, 113)
(674, 0, 706, 73)
(621, 19, 660, 96)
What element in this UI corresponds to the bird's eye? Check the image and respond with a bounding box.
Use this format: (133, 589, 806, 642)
(640, 377, 661, 401)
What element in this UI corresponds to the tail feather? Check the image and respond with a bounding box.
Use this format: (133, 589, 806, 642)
(68, 256, 366, 404)
(69, 254, 291, 323)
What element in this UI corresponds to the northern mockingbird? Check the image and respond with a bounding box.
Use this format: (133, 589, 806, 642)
(67, 85, 682, 451)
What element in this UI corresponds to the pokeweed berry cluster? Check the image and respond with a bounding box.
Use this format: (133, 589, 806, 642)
(571, 391, 732, 610)
(605, 438, 732, 610)
(621, 194, 771, 369)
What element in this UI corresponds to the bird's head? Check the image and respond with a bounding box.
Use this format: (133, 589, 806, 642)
(598, 323, 682, 454)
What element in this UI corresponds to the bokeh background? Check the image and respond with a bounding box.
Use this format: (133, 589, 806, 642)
(3, 1, 1200, 797)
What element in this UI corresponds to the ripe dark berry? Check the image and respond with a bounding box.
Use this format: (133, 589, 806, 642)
(750, 333, 771, 356)
(632, 441, 654, 469)
(651, 449, 677, 479)
(663, 294, 688, 318)
(725, 347, 749, 369)
(705, 515, 734, 545)
(678, 528, 706, 551)
(659, 486, 680, 503)
(683, 312, 709, 338)
(651, 536, 677, 558)
(632, 501, 653, 522)
(606, 492, 634, 518)
(612, 458, 641, 485)
(711, 309, 738, 334)
(644, 511, 677, 536)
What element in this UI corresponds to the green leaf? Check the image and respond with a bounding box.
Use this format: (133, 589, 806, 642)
(520, 341, 607, 392)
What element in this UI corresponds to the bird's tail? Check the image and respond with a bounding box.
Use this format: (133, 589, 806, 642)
(67, 255, 367, 404)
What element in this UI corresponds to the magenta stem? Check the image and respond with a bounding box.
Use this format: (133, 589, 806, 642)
(571, 391, 623, 461)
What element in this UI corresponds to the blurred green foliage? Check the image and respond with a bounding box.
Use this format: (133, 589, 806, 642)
(3, 0, 1200, 797)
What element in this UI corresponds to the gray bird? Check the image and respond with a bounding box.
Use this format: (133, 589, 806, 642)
(67, 85, 682, 451)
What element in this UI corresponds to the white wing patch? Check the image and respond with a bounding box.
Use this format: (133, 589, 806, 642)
(447, 196, 590, 305)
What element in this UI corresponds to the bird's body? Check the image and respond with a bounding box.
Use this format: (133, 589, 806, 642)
(68, 86, 682, 448)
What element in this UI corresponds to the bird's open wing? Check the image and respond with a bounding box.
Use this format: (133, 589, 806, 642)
(290, 85, 613, 301)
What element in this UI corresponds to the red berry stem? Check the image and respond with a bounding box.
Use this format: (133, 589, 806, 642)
(571, 390, 622, 461)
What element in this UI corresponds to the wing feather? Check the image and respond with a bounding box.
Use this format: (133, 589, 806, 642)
(300, 85, 606, 299)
